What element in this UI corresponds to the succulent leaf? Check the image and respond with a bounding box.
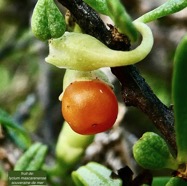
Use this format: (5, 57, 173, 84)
(31, 0, 66, 41)
(166, 177, 187, 186)
(46, 21, 153, 71)
(172, 35, 187, 163)
(133, 132, 178, 170)
(72, 162, 122, 186)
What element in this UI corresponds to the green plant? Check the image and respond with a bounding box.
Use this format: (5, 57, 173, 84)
(32, 0, 187, 185)
(1, 0, 187, 185)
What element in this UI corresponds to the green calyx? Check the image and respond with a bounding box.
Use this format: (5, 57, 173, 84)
(133, 132, 178, 170)
(62, 69, 113, 91)
(31, 0, 66, 41)
(58, 69, 113, 101)
(45, 21, 153, 71)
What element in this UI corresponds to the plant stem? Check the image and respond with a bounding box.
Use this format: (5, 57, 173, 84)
(111, 66, 176, 154)
(58, 0, 177, 153)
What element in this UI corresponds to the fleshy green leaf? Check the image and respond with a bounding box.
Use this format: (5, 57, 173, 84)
(172, 35, 187, 163)
(0, 66, 10, 90)
(133, 132, 178, 170)
(46, 21, 153, 71)
(26, 145, 48, 171)
(56, 122, 94, 165)
(14, 143, 48, 171)
(152, 177, 171, 186)
(31, 0, 66, 41)
(0, 108, 31, 150)
(72, 162, 122, 186)
(137, 0, 187, 23)
(83, 0, 110, 15)
(106, 0, 138, 42)
(166, 177, 187, 186)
